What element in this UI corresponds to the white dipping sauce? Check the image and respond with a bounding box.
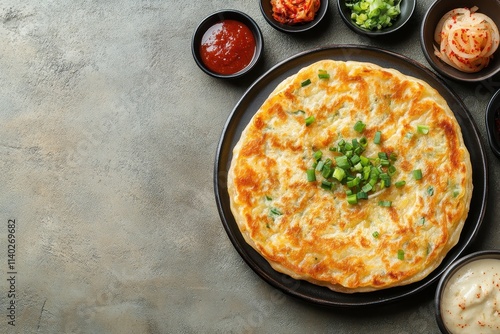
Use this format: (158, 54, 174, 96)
(441, 258, 500, 334)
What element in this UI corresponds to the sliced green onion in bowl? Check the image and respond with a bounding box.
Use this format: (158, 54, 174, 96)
(346, 0, 402, 31)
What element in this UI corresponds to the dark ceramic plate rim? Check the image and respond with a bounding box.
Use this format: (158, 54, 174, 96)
(435, 250, 500, 333)
(485, 89, 500, 158)
(337, 0, 416, 36)
(214, 45, 488, 308)
(259, 0, 328, 33)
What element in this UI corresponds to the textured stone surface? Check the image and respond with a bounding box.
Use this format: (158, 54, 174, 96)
(0, 0, 498, 333)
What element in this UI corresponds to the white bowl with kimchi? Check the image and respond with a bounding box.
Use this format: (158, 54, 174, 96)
(260, 0, 329, 33)
(420, 0, 500, 82)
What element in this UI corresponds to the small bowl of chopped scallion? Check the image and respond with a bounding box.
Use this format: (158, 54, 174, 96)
(337, 0, 415, 36)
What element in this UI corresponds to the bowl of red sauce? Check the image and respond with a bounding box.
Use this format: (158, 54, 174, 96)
(192, 10, 263, 79)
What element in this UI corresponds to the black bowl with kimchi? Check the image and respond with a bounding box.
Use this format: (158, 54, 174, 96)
(259, 0, 329, 33)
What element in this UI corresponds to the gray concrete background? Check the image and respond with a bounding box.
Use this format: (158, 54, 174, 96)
(0, 0, 499, 333)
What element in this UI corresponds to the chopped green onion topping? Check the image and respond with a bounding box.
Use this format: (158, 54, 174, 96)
(318, 70, 330, 79)
(356, 191, 368, 200)
(335, 155, 351, 170)
(362, 183, 373, 193)
(333, 167, 346, 181)
(306, 169, 316, 182)
(353, 120, 366, 133)
(359, 137, 368, 147)
(322, 165, 333, 178)
(313, 150, 323, 161)
(360, 155, 370, 166)
(427, 186, 434, 196)
(380, 158, 390, 167)
(372, 231, 380, 238)
(378, 152, 388, 160)
(380, 177, 390, 188)
(388, 165, 397, 176)
(270, 207, 282, 217)
(347, 193, 358, 205)
(417, 124, 430, 134)
(413, 169, 423, 180)
(378, 200, 392, 207)
(397, 249, 405, 260)
(347, 176, 361, 188)
(395, 180, 406, 188)
(305, 115, 315, 126)
(301, 79, 311, 87)
(315, 160, 325, 172)
(307, 136, 405, 205)
(374, 131, 382, 144)
(321, 180, 333, 190)
(418, 217, 425, 225)
(351, 154, 361, 165)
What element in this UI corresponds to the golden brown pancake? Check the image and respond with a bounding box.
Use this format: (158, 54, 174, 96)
(228, 60, 472, 293)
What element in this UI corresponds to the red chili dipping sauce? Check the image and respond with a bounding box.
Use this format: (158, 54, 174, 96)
(200, 19, 256, 75)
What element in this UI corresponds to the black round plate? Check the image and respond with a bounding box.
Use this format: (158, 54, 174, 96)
(214, 45, 488, 308)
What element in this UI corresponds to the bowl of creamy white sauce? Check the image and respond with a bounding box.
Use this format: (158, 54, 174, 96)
(435, 250, 500, 334)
